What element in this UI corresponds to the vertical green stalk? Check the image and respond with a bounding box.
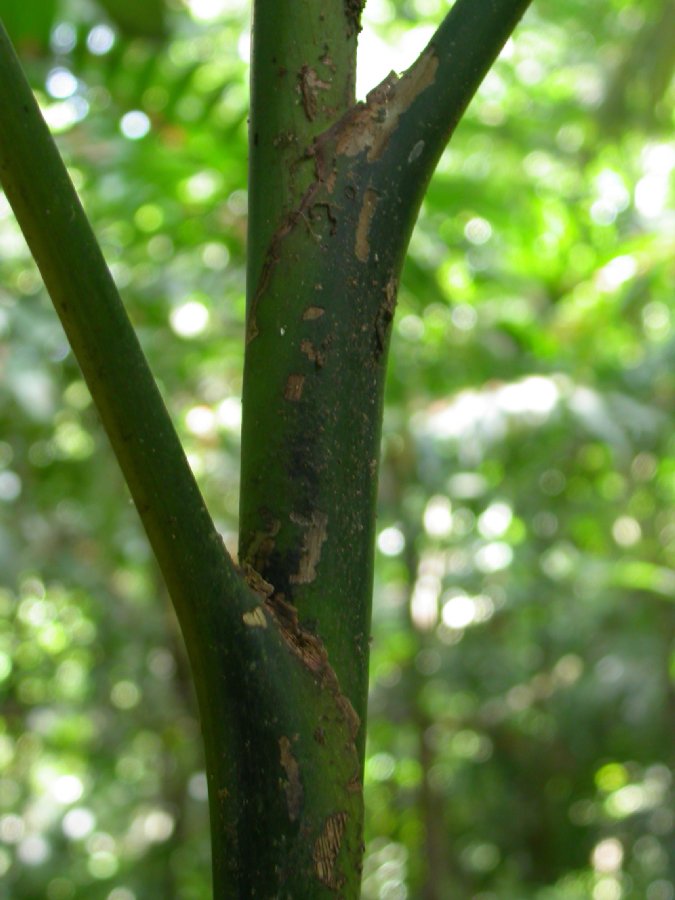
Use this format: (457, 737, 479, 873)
(241, 0, 371, 738)
(239, 0, 532, 770)
(247, 0, 361, 295)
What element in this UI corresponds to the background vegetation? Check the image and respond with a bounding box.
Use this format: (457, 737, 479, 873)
(0, 0, 673, 897)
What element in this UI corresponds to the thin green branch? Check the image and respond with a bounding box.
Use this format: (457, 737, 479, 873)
(375, 0, 533, 207)
(0, 20, 243, 628)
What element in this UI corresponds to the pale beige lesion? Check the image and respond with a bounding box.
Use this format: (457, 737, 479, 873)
(290, 510, 328, 584)
(355, 187, 379, 262)
(284, 373, 306, 401)
(242, 606, 268, 628)
(313, 811, 349, 888)
(298, 65, 332, 122)
(302, 305, 326, 320)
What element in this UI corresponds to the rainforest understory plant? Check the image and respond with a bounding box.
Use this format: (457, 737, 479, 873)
(0, 0, 533, 895)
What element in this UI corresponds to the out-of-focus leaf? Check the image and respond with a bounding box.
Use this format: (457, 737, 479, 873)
(94, 0, 167, 39)
(0, 0, 57, 55)
(611, 561, 675, 599)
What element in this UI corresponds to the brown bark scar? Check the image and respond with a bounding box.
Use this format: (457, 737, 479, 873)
(241, 561, 275, 599)
(241, 563, 273, 627)
(279, 736, 303, 821)
(264, 594, 327, 673)
(284, 373, 306, 401)
(313, 811, 348, 888)
(355, 187, 378, 262)
(375, 274, 398, 357)
(335, 49, 439, 162)
(300, 338, 330, 369)
(336, 692, 361, 744)
(245, 516, 281, 574)
(262, 594, 362, 786)
(302, 306, 325, 320)
(298, 65, 331, 122)
(300, 339, 321, 365)
(248, 49, 436, 344)
(290, 510, 328, 583)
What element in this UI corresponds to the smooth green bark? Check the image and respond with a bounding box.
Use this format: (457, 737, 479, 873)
(239, 0, 532, 796)
(247, 0, 360, 291)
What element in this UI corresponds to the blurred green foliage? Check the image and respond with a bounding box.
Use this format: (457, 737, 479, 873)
(0, 0, 673, 898)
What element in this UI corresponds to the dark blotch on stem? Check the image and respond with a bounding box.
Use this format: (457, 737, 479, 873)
(344, 0, 365, 36)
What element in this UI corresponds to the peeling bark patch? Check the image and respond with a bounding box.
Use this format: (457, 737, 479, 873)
(298, 65, 331, 122)
(242, 606, 268, 628)
(375, 275, 398, 357)
(336, 693, 361, 743)
(290, 510, 328, 584)
(284, 373, 305, 401)
(394, 49, 438, 114)
(241, 562, 274, 599)
(355, 188, 378, 263)
(245, 516, 280, 574)
(262, 596, 362, 816)
(302, 305, 325, 321)
(249, 48, 437, 344)
(300, 340, 321, 366)
(300, 338, 330, 369)
(333, 49, 439, 163)
(265, 594, 327, 673)
(334, 72, 399, 160)
(279, 736, 303, 821)
(314, 812, 348, 888)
